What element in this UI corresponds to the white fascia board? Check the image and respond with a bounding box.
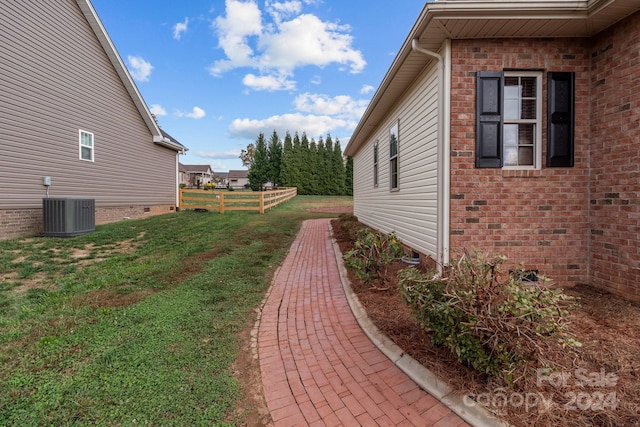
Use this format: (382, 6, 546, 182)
(153, 136, 187, 153)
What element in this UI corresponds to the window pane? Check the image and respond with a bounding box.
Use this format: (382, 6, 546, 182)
(81, 146, 92, 160)
(390, 158, 398, 189)
(504, 100, 519, 120)
(521, 77, 536, 98)
(521, 99, 536, 119)
(518, 124, 534, 145)
(389, 137, 397, 157)
(504, 77, 519, 91)
(389, 123, 398, 157)
(503, 124, 517, 166)
(518, 146, 533, 165)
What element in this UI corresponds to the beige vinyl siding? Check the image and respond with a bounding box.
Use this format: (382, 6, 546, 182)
(353, 63, 440, 258)
(0, 0, 177, 209)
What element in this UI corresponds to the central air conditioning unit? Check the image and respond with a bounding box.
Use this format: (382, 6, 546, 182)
(42, 198, 95, 237)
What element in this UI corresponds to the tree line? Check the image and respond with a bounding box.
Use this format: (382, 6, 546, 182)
(242, 131, 353, 196)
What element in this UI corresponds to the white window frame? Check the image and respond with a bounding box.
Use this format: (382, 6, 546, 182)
(502, 71, 542, 170)
(79, 130, 94, 162)
(389, 121, 399, 191)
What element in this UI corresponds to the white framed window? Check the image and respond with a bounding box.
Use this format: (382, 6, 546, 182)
(502, 71, 542, 169)
(477, 71, 573, 169)
(373, 140, 379, 187)
(389, 121, 399, 190)
(79, 130, 94, 162)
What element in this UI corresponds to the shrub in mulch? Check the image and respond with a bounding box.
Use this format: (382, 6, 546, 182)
(332, 215, 640, 427)
(397, 250, 581, 386)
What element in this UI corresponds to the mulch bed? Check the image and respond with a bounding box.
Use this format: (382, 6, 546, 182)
(330, 218, 640, 427)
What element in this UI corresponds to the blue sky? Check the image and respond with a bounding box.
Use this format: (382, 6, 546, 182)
(91, 0, 426, 172)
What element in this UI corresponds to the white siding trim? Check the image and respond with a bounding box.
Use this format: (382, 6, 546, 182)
(439, 40, 452, 265)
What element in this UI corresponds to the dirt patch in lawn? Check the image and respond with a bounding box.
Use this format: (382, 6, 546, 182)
(307, 205, 353, 215)
(330, 219, 640, 427)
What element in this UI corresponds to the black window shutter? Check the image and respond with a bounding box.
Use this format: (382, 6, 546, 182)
(547, 72, 575, 167)
(476, 71, 503, 168)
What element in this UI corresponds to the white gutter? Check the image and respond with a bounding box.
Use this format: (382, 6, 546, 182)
(411, 39, 450, 268)
(153, 135, 187, 153)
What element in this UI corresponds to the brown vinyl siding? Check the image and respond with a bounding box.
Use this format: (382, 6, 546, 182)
(0, 0, 177, 212)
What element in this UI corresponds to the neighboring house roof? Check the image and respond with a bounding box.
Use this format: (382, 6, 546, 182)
(183, 164, 213, 174)
(228, 170, 249, 179)
(214, 172, 229, 179)
(75, 0, 186, 153)
(345, 0, 640, 156)
(160, 129, 186, 152)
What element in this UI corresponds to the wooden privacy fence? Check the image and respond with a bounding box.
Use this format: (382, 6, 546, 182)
(179, 187, 297, 214)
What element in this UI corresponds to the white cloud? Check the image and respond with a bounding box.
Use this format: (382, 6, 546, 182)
(228, 113, 349, 139)
(266, 0, 302, 23)
(294, 93, 368, 121)
(177, 106, 206, 119)
(210, 0, 262, 76)
(196, 150, 241, 159)
(360, 84, 375, 94)
(150, 104, 167, 116)
(242, 73, 296, 91)
(260, 14, 365, 73)
(127, 55, 153, 82)
(210, 0, 366, 89)
(173, 17, 189, 40)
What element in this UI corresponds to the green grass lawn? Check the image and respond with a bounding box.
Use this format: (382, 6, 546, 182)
(0, 196, 352, 426)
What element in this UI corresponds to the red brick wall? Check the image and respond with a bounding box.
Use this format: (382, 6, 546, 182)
(588, 12, 640, 300)
(0, 209, 43, 240)
(449, 38, 591, 288)
(450, 11, 640, 301)
(0, 205, 176, 240)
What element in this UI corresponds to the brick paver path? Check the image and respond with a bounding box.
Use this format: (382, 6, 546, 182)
(258, 219, 470, 426)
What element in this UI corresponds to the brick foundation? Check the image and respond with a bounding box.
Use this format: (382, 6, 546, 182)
(0, 205, 176, 240)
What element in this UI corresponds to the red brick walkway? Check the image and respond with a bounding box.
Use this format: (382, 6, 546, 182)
(258, 219, 470, 426)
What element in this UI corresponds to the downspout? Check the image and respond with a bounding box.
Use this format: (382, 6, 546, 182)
(411, 39, 450, 269)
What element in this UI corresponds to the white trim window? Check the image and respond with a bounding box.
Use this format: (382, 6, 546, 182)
(79, 130, 94, 162)
(502, 71, 542, 168)
(389, 121, 399, 190)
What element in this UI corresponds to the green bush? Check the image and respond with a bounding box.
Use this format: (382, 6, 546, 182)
(398, 250, 580, 384)
(344, 228, 404, 286)
(337, 213, 362, 242)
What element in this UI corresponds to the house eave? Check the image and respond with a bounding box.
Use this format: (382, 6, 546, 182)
(153, 136, 188, 153)
(344, 0, 640, 156)
(75, 0, 173, 149)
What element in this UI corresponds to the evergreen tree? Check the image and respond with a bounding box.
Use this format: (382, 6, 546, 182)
(267, 130, 283, 187)
(248, 133, 269, 191)
(280, 132, 295, 187)
(299, 133, 312, 195)
(316, 137, 329, 195)
(345, 156, 354, 196)
(331, 138, 347, 196)
(291, 133, 304, 191)
(323, 135, 335, 194)
(307, 138, 319, 195)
